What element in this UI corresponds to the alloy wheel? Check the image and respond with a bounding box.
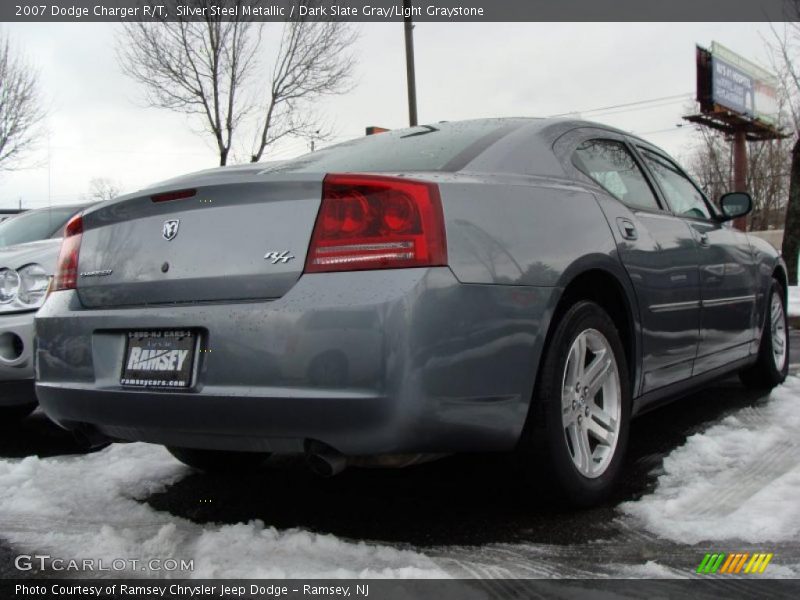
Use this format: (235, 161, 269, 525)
(771, 291, 787, 372)
(560, 328, 621, 479)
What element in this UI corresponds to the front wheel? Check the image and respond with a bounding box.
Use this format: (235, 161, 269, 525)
(167, 447, 271, 473)
(740, 280, 789, 390)
(520, 301, 631, 507)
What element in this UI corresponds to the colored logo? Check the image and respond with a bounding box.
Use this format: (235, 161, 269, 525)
(697, 552, 773, 574)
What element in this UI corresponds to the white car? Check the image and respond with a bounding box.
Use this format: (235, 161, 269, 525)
(0, 204, 92, 422)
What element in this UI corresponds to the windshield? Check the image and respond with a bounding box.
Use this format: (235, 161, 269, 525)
(0, 206, 81, 248)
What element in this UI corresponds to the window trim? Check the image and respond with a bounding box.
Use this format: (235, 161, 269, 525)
(570, 137, 667, 214)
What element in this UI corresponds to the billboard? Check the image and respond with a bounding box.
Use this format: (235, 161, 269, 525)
(705, 42, 779, 125)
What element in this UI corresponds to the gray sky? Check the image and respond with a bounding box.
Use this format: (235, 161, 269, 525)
(0, 21, 782, 209)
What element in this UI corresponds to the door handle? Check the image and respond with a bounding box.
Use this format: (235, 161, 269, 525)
(616, 218, 638, 241)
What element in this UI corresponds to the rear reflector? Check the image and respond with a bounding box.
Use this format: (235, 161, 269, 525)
(305, 174, 447, 273)
(151, 189, 197, 203)
(53, 214, 83, 291)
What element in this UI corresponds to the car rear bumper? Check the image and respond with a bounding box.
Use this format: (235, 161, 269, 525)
(36, 267, 556, 455)
(0, 310, 37, 407)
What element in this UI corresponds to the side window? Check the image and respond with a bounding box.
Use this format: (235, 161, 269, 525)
(573, 139, 661, 211)
(639, 149, 712, 220)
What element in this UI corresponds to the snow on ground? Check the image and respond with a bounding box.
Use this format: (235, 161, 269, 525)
(0, 444, 445, 578)
(622, 376, 800, 545)
(789, 286, 800, 318)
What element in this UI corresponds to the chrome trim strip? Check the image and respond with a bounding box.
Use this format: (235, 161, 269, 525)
(649, 300, 701, 313)
(701, 294, 756, 308)
(649, 294, 756, 313)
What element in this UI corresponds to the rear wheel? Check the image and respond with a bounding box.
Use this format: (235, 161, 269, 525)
(167, 447, 270, 473)
(520, 301, 631, 506)
(740, 279, 789, 390)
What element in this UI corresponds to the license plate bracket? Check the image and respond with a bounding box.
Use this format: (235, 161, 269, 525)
(120, 330, 197, 388)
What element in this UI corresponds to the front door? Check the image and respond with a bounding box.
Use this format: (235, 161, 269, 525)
(636, 147, 758, 374)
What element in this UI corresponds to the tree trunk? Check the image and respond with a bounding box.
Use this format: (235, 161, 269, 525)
(781, 136, 800, 285)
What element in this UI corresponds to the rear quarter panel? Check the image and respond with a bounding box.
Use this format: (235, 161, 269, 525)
(439, 173, 622, 287)
(436, 172, 641, 397)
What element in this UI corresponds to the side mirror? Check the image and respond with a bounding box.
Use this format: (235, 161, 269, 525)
(718, 192, 753, 221)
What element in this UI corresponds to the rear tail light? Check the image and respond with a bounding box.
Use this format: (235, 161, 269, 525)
(305, 174, 447, 273)
(52, 214, 83, 291)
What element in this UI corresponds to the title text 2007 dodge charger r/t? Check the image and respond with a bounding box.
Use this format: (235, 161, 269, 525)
(35, 119, 788, 505)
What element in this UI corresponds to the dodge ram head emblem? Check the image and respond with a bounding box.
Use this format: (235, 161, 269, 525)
(162, 219, 180, 241)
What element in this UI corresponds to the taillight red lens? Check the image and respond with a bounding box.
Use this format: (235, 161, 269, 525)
(52, 214, 83, 291)
(305, 174, 447, 273)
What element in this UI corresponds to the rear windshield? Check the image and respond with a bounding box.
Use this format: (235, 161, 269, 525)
(0, 206, 80, 248)
(263, 120, 518, 174)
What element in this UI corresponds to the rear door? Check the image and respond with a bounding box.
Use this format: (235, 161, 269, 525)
(635, 146, 758, 373)
(567, 134, 703, 392)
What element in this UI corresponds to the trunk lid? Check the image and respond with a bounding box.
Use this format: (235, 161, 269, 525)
(76, 172, 323, 308)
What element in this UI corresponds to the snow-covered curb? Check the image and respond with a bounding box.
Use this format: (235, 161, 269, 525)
(621, 377, 800, 545)
(788, 286, 800, 318)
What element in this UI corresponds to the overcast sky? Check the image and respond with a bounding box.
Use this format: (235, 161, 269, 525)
(0, 21, 783, 209)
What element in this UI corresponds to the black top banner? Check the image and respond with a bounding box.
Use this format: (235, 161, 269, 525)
(2, 0, 797, 22)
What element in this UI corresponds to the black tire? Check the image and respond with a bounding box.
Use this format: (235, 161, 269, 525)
(166, 447, 270, 473)
(520, 300, 631, 507)
(0, 403, 36, 426)
(740, 279, 789, 390)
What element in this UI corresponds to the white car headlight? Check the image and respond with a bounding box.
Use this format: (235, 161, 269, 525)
(17, 263, 50, 307)
(0, 269, 20, 304)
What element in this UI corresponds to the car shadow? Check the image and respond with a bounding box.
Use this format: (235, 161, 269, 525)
(143, 377, 773, 548)
(0, 410, 91, 459)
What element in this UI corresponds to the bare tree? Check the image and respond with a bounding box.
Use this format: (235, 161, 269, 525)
(767, 5, 800, 283)
(117, 1, 357, 166)
(250, 19, 356, 162)
(0, 31, 45, 171)
(685, 128, 791, 231)
(88, 177, 122, 202)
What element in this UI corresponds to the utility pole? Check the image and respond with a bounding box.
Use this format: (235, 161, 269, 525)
(403, 0, 418, 126)
(732, 130, 748, 231)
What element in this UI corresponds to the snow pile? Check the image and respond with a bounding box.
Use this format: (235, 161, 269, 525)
(622, 377, 800, 544)
(788, 286, 800, 318)
(0, 444, 445, 578)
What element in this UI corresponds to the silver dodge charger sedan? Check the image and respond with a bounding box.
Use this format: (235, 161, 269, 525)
(35, 119, 788, 505)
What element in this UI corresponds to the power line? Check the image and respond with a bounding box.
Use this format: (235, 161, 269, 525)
(634, 126, 690, 136)
(587, 98, 693, 119)
(548, 93, 693, 118)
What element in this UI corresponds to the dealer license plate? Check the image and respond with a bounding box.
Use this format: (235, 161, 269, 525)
(120, 330, 197, 388)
